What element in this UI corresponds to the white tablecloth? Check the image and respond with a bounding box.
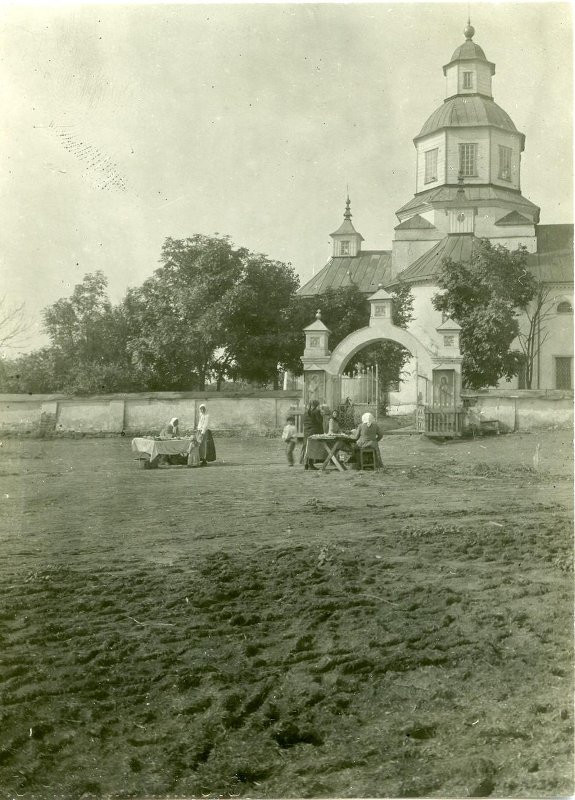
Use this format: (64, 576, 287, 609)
(131, 437, 197, 461)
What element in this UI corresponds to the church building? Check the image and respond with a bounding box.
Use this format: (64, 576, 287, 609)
(298, 23, 573, 395)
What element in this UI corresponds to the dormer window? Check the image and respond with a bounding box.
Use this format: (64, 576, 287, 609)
(340, 240, 350, 256)
(425, 148, 438, 183)
(498, 145, 512, 180)
(459, 143, 477, 176)
(462, 71, 473, 89)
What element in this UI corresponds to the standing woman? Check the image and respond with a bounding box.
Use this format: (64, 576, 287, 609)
(197, 404, 216, 466)
(300, 399, 324, 470)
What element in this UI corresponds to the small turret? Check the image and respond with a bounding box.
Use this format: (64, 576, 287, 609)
(330, 196, 364, 257)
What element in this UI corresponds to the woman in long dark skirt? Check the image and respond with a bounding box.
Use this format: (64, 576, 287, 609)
(197, 404, 216, 466)
(300, 399, 324, 470)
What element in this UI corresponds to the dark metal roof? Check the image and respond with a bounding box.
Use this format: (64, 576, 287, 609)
(391, 234, 481, 286)
(394, 214, 436, 231)
(330, 218, 364, 239)
(417, 95, 519, 140)
(450, 39, 488, 62)
(528, 225, 574, 284)
(390, 226, 573, 288)
(297, 251, 392, 296)
(396, 185, 540, 220)
(535, 224, 573, 255)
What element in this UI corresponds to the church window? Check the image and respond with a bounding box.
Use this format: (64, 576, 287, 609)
(459, 143, 477, 176)
(424, 149, 438, 183)
(555, 357, 573, 390)
(340, 240, 350, 255)
(462, 71, 473, 89)
(498, 145, 512, 180)
(557, 301, 573, 314)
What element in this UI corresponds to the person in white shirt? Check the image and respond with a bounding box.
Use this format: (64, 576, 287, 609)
(197, 404, 216, 466)
(281, 415, 298, 466)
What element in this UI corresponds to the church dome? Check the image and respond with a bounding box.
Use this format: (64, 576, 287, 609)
(416, 94, 518, 139)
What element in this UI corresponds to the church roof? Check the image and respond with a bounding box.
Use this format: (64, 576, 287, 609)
(528, 225, 574, 284)
(394, 214, 436, 231)
(417, 95, 520, 140)
(389, 226, 573, 288)
(297, 251, 392, 296)
(449, 39, 488, 63)
(495, 211, 533, 226)
(330, 218, 364, 239)
(396, 184, 540, 221)
(391, 234, 482, 286)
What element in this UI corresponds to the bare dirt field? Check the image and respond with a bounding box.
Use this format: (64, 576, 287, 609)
(0, 428, 573, 799)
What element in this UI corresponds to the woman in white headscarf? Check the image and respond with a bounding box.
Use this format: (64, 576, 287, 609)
(161, 417, 179, 438)
(351, 412, 382, 467)
(197, 404, 216, 466)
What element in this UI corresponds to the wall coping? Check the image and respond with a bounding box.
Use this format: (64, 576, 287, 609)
(462, 389, 573, 400)
(0, 390, 302, 403)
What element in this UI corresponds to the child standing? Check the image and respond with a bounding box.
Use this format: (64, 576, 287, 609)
(282, 415, 298, 467)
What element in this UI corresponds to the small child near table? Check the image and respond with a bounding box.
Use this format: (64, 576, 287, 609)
(282, 415, 298, 467)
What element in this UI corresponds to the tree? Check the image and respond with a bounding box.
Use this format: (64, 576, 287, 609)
(516, 277, 556, 389)
(0, 296, 30, 352)
(282, 285, 371, 375)
(432, 240, 537, 389)
(123, 235, 299, 390)
(41, 272, 144, 394)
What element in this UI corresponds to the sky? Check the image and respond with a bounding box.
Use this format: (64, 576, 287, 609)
(0, 1, 572, 353)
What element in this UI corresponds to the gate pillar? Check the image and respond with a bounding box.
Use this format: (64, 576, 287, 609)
(301, 310, 334, 405)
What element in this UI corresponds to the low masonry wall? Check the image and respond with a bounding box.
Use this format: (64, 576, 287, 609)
(0, 391, 302, 436)
(462, 390, 574, 432)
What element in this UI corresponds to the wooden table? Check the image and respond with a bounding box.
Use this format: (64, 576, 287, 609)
(306, 434, 356, 472)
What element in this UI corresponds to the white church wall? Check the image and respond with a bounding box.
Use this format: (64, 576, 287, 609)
(488, 236, 538, 252)
(446, 127, 489, 184)
(415, 131, 446, 193)
(490, 129, 522, 190)
(391, 239, 438, 278)
(475, 64, 492, 97)
(409, 284, 444, 351)
(445, 67, 458, 98)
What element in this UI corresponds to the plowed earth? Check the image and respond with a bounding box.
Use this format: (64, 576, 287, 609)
(0, 429, 572, 799)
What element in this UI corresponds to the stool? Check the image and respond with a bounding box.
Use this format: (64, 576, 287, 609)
(359, 449, 378, 471)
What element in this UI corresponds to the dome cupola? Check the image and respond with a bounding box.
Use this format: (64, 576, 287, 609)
(443, 22, 495, 99)
(330, 196, 364, 257)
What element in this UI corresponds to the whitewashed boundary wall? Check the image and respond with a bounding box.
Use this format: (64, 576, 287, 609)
(0, 391, 302, 436)
(463, 390, 573, 432)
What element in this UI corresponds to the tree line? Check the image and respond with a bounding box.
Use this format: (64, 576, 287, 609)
(0, 234, 542, 396)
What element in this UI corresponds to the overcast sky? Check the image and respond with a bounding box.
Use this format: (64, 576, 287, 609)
(1, 1, 572, 353)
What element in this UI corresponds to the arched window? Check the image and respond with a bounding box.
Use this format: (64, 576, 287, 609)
(557, 301, 573, 314)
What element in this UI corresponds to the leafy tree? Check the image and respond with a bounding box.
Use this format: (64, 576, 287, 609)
(39, 272, 144, 394)
(0, 348, 61, 393)
(282, 285, 370, 375)
(432, 240, 537, 389)
(123, 235, 299, 390)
